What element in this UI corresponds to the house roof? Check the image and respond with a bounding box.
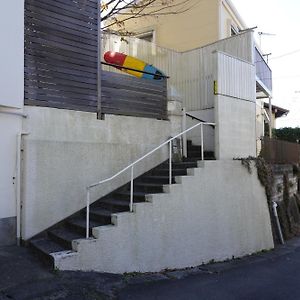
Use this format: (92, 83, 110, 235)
(264, 102, 289, 118)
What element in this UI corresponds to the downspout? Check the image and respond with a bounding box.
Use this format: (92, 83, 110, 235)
(268, 96, 272, 138)
(272, 201, 284, 245)
(16, 131, 30, 245)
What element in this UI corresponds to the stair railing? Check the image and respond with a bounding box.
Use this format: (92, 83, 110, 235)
(85, 121, 215, 238)
(182, 108, 215, 157)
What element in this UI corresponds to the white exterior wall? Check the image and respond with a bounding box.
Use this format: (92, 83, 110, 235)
(53, 161, 274, 273)
(0, 0, 24, 109)
(21, 107, 181, 240)
(181, 31, 254, 111)
(0, 1, 24, 245)
(214, 52, 256, 159)
(102, 31, 254, 112)
(186, 109, 215, 151)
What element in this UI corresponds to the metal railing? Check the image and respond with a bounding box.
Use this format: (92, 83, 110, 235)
(255, 47, 272, 92)
(85, 120, 215, 238)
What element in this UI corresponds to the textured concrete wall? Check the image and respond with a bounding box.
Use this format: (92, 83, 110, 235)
(0, 0, 24, 245)
(0, 113, 23, 245)
(215, 95, 256, 159)
(186, 109, 215, 151)
(53, 160, 274, 273)
(0, 0, 24, 108)
(21, 107, 181, 240)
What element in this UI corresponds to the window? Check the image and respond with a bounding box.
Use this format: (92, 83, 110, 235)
(231, 25, 238, 36)
(135, 30, 154, 43)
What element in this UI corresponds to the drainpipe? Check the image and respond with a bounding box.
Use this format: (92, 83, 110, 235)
(272, 201, 284, 245)
(16, 132, 30, 245)
(182, 108, 187, 158)
(268, 96, 272, 138)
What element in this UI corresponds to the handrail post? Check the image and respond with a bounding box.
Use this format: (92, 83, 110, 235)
(182, 108, 187, 157)
(169, 140, 172, 185)
(86, 187, 90, 239)
(130, 166, 134, 212)
(200, 123, 204, 160)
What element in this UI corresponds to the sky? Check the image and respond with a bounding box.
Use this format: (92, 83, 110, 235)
(231, 0, 300, 128)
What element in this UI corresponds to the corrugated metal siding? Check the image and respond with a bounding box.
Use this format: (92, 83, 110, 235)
(217, 52, 256, 102)
(180, 31, 253, 110)
(101, 34, 182, 97)
(101, 31, 254, 111)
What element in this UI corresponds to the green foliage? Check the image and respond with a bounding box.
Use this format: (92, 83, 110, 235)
(236, 156, 274, 203)
(273, 127, 300, 143)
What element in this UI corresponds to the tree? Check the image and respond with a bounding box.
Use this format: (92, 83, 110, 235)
(273, 127, 300, 143)
(101, 0, 198, 33)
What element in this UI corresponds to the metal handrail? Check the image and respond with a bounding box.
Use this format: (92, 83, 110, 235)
(101, 61, 169, 79)
(85, 121, 216, 238)
(185, 112, 215, 129)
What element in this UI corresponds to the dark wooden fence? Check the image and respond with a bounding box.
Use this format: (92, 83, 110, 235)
(101, 71, 167, 119)
(24, 0, 100, 113)
(24, 0, 167, 120)
(261, 137, 300, 164)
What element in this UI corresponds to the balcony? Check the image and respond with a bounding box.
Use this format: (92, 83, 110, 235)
(255, 47, 272, 96)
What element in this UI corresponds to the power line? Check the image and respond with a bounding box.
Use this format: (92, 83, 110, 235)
(270, 48, 300, 60)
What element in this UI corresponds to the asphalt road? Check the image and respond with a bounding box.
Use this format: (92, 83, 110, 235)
(2, 239, 300, 299)
(118, 240, 300, 300)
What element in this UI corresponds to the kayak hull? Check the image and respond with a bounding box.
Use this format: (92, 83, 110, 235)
(104, 51, 165, 80)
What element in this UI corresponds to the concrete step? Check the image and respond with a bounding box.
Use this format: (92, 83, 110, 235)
(114, 191, 148, 202)
(28, 139, 207, 269)
(30, 238, 67, 267)
(84, 207, 112, 224)
(66, 216, 105, 236)
(161, 161, 198, 169)
(48, 227, 83, 249)
(138, 175, 176, 184)
(151, 168, 187, 176)
(134, 182, 165, 193)
(96, 198, 130, 212)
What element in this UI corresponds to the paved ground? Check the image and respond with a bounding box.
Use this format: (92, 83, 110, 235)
(1, 239, 300, 299)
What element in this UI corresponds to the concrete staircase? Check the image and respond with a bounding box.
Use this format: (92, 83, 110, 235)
(29, 142, 215, 267)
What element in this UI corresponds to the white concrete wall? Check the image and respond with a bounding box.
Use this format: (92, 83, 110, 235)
(0, 113, 23, 245)
(215, 96, 256, 159)
(0, 1, 24, 245)
(0, 0, 24, 109)
(53, 160, 274, 273)
(186, 109, 215, 151)
(214, 52, 256, 159)
(21, 107, 181, 240)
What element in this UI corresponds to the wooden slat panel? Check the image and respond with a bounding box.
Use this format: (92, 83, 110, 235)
(25, 42, 97, 65)
(25, 11, 97, 36)
(25, 0, 167, 119)
(25, 92, 97, 107)
(25, 0, 97, 25)
(25, 79, 97, 96)
(26, 28, 97, 52)
(25, 73, 97, 90)
(101, 71, 167, 119)
(25, 99, 96, 113)
(27, 0, 98, 18)
(25, 54, 96, 74)
(25, 60, 96, 80)
(102, 70, 166, 92)
(25, 18, 96, 41)
(25, 36, 97, 58)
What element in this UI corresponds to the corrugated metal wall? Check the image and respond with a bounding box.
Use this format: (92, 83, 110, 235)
(216, 52, 256, 102)
(179, 31, 253, 110)
(101, 31, 254, 111)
